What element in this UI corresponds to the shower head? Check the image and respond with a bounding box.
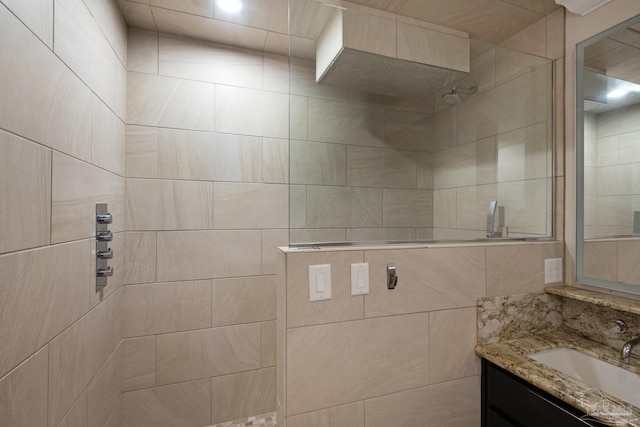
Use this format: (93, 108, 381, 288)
(441, 86, 477, 106)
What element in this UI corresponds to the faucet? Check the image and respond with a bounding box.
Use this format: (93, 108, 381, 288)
(486, 200, 502, 238)
(621, 337, 640, 364)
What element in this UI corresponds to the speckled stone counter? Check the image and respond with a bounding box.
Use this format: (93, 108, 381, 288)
(477, 285, 640, 426)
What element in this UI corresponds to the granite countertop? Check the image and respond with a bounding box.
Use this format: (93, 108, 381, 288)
(476, 329, 640, 426)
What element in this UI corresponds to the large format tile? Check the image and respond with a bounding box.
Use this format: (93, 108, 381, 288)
(290, 140, 347, 185)
(158, 129, 262, 182)
(211, 368, 276, 424)
(211, 276, 276, 327)
(286, 402, 364, 427)
(497, 178, 550, 235)
(125, 179, 213, 230)
(127, 72, 215, 131)
(213, 183, 288, 229)
(55, 0, 125, 117)
(82, 0, 128, 65)
(122, 336, 156, 392)
(0, 6, 92, 160)
(123, 232, 157, 285)
(263, 138, 289, 184)
(128, 28, 158, 74)
(157, 230, 262, 281)
(286, 251, 365, 328)
(286, 313, 429, 415)
(261, 320, 277, 367)
(486, 242, 563, 296)
(214, 85, 288, 138)
(307, 186, 383, 228)
(384, 109, 434, 152)
(262, 229, 289, 275)
(121, 379, 211, 427)
(364, 247, 486, 317)
(49, 292, 122, 427)
(214, 0, 287, 32)
(125, 125, 158, 179)
(383, 189, 433, 228)
(52, 153, 124, 243)
(156, 324, 261, 385)
(434, 142, 477, 189)
(88, 345, 122, 427)
(92, 96, 126, 176)
(497, 122, 547, 182)
(364, 376, 481, 427)
(429, 307, 480, 384)
(159, 34, 263, 88)
(0, 347, 48, 427)
(0, 240, 90, 379)
(1, 0, 53, 47)
(0, 130, 51, 254)
(347, 146, 417, 188)
(124, 280, 211, 337)
(117, 0, 156, 31)
(618, 240, 640, 285)
(308, 98, 385, 147)
(57, 391, 88, 427)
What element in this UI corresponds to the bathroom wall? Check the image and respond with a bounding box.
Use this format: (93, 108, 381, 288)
(277, 241, 564, 426)
(0, 0, 126, 426)
(121, 31, 287, 426)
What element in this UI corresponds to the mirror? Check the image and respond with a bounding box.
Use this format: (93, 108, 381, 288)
(576, 13, 640, 292)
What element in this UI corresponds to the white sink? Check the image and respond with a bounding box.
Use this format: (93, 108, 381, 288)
(529, 347, 640, 408)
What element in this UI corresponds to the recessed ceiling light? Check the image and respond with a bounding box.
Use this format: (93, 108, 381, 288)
(217, 0, 242, 13)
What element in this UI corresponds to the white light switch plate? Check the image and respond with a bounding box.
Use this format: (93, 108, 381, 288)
(544, 258, 563, 284)
(309, 264, 332, 302)
(351, 263, 369, 295)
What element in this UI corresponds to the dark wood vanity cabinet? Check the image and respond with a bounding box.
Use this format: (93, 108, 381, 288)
(482, 359, 609, 427)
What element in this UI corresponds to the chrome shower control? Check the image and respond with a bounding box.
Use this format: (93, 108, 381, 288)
(96, 266, 114, 277)
(387, 264, 398, 290)
(96, 230, 113, 241)
(96, 213, 112, 224)
(97, 248, 113, 259)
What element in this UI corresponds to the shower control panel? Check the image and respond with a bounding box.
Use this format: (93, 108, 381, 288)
(96, 203, 114, 292)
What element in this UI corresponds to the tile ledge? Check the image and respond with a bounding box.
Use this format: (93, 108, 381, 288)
(546, 284, 640, 316)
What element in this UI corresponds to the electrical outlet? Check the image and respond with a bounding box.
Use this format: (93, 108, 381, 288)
(544, 258, 563, 284)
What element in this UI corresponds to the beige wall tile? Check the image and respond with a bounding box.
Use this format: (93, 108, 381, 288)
(497, 122, 548, 183)
(498, 178, 550, 235)
(0, 346, 48, 427)
(455, 184, 497, 232)
(158, 129, 262, 182)
(433, 188, 457, 228)
(121, 379, 211, 427)
(308, 98, 385, 147)
(289, 185, 307, 229)
(289, 228, 347, 244)
(364, 376, 481, 427)
(346, 228, 416, 242)
(434, 107, 457, 151)
(124, 232, 157, 285)
(397, 22, 469, 72)
(486, 242, 563, 296)
(619, 131, 640, 165)
(92, 96, 126, 176)
(286, 313, 429, 415)
(348, 146, 417, 189)
(584, 241, 618, 283)
(364, 247, 486, 316)
(157, 230, 262, 281)
(500, 17, 546, 57)
(307, 186, 383, 228)
(0, 130, 51, 254)
(0, 6, 93, 160)
(213, 183, 288, 229)
(546, 8, 564, 59)
(434, 142, 477, 189)
(343, 9, 396, 57)
(212, 276, 276, 327)
(261, 320, 277, 367)
(125, 125, 158, 179)
(159, 34, 263, 88)
(125, 179, 213, 230)
(495, 46, 549, 86)
(263, 138, 289, 184)
(287, 251, 364, 328)
(287, 402, 364, 427)
(122, 336, 156, 392)
(55, 0, 125, 117)
(290, 95, 308, 141)
(117, 0, 157, 31)
(1, 0, 53, 47)
(57, 391, 88, 427)
(211, 368, 276, 424)
(127, 72, 215, 131)
(262, 229, 288, 274)
(418, 153, 435, 190)
(88, 345, 122, 427)
(429, 307, 480, 383)
(0, 240, 90, 378)
(128, 28, 158, 74)
(383, 189, 433, 228)
(124, 280, 211, 337)
(619, 240, 640, 285)
(263, 53, 289, 93)
(49, 291, 122, 427)
(52, 152, 124, 243)
(156, 324, 260, 385)
(291, 140, 346, 185)
(215, 85, 288, 138)
(82, 0, 128, 65)
(289, 58, 348, 101)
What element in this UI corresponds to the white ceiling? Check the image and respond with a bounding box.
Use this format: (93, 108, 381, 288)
(117, 0, 562, 59)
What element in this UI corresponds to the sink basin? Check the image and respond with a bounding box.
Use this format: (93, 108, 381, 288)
(529, 348, 640, 408)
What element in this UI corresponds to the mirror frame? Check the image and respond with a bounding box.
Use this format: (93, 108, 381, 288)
(575, 12, 640, 293)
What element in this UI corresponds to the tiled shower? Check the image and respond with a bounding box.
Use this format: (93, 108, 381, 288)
(0, 0, 566, 426)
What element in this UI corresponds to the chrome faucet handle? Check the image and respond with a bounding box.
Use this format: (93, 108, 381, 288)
(614, 319, 628, 333)
(486, 200, 502, 238)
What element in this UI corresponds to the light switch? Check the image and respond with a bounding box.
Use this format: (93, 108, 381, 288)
(309, 264, 331, 302)
(351, 263, 369, 295)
